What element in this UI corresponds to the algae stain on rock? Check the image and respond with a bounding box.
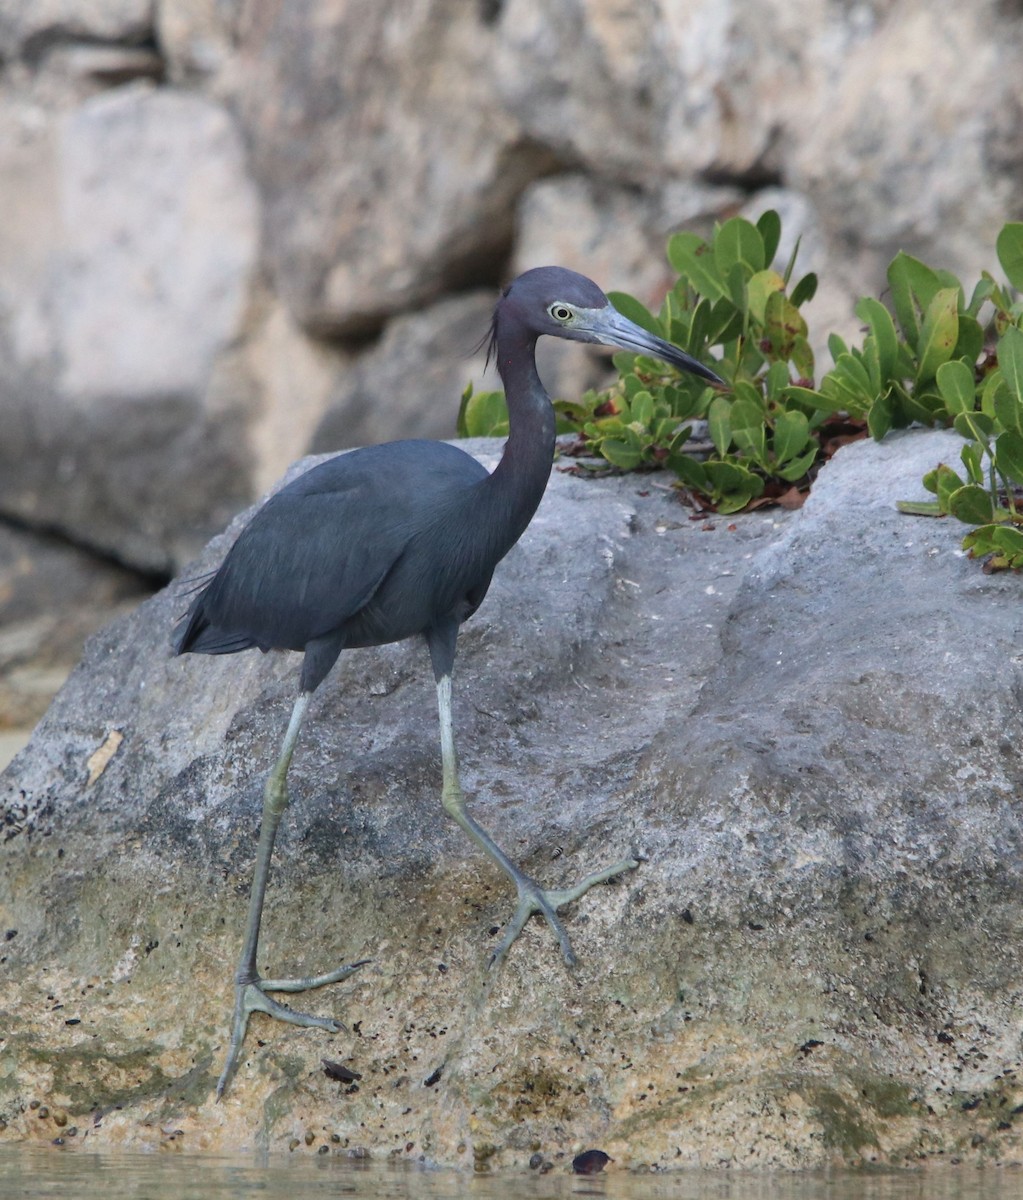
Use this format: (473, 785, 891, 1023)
(803, 1084, 879, 1157)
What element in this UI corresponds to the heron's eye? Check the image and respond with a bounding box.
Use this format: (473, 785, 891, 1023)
(549, 303, 574, 323)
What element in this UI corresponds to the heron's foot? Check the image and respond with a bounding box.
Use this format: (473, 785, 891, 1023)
(216, 959, 370, 1100)
(489, 855, 640, 971)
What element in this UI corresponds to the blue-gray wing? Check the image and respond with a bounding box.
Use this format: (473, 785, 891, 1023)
(175, 440, 488, 656)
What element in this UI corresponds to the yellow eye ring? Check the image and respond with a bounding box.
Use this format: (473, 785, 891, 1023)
(549, 304, 573, 322)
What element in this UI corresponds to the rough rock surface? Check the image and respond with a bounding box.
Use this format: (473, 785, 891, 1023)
(3, 429, 1023, 1170)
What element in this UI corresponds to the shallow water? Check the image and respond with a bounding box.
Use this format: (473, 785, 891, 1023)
(3, 1147, 1023, 1200)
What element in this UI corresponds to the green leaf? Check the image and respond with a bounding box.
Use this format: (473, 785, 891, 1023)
(732, 422, 767, 463)
(789, 272, 818, 308)
(725, 261, 749, 313)
(764, 360, 791, 399)
(782, 384, 844, 414)
(948, 484, 995, 526)
(935, 359, 976, 415)
(703, 460, 765, 503)
(704, 297, 744, 345)
(962, 525, 1000, 560)
(999, 325, 1023, 406)
(668, 232, 727, 299)
(828, 332, 849, 363)
(686, 297, 712, 356)
(791, 336, 815, 382)
(747, 269, 786, 325)
(459, 386, 509, 437)
(990, 524, 1023, 559)
(995, 428, 1023, 485)
(756, 210, 782, 266)
(966, 277, 996, 318)
(730, 389, 766, 425)
(897, 500, 944, 517)
(764, 289, 808, 361)
(630, 390, 654, 427)
(888, 252, 943, 346)
(708, 395, 732, 455)
(855, 297, 899, 383)
(961, 440, 985, 485)
(607, 291, 662, 338)
(916, 288, 960, 383)
(772, 409, 810, 464)
(669, 454, 708, 489)
(954, 410, 996, 442)
(993, 376, 1022, 433)
(997, 222, 1023, 291)
(833, 352, 874, 399)
(867, 392, 894, 440)
(781, 234, 802, 286)
(714, 216, 765, 279)
(774, 444, 818, 482)
(954, 314, 984, 370)
(600, 438, 645, 470)
(933, 463, 966, 512)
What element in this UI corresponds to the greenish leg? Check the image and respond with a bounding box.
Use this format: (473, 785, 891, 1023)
(435, 675, 638, 969)
(217, 692, 369, 1100)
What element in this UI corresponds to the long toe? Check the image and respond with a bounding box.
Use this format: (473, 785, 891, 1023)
(489, 856, 640, 970)
(217, 960, 370, 1100)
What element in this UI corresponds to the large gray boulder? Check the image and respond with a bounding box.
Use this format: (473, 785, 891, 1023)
(0, 81, 262, 573)
(2, 429, 1022, 1169)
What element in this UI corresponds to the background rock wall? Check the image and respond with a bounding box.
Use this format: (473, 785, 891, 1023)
(1, 0, 1022, 759)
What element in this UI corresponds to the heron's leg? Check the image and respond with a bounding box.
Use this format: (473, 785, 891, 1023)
(217, 691, 368, 1099)
(434, 673, 638, 970)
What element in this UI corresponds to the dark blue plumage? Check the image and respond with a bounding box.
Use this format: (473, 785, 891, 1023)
(174, 266, 724, 1098)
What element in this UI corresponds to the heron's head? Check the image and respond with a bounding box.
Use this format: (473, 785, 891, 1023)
(491, 265, 724, 386)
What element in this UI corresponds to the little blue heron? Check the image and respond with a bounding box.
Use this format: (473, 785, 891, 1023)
(175, 266, 724, 1097)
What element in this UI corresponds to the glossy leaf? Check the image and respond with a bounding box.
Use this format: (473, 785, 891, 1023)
(953, 410, 996, 442)
(991, 524, 1023, 558)
(867, 391, 894, 440)
(791, 336, 815, 382)
(916, 288, 960, 382)
(631, 390, 654, 427)
(790, 272, 818, 308)
(996, 222, 1023, 291)
(966, 276, 996, 318)
(708, 395, 732, 456)
(773, 409, 810, 463)
(764, 289, 807, 361)
(714, 217, 765, 279)
(995, 428, 1023, 485)
(992, 376, 1022, 433)
(935, 359, 976, 415)
(775, 444, 818, 482)
(888, 251, 942, 345)
(855, 297, 899, 383)
(756, 209, 782, 266)
(747, 269, 786, 325)
(999, 325, 1023, 405)
(961, 440, 985, 485)
(948, 484, 995, 525)
(933, 463, 966, 511)
(668, 232, 727, 299)
(459, 387, 508, 437)
(732, 422, 767, 462)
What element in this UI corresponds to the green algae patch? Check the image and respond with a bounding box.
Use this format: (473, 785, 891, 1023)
(802, 1084, 879, 1156)
(7, 1035, 214, 1118)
